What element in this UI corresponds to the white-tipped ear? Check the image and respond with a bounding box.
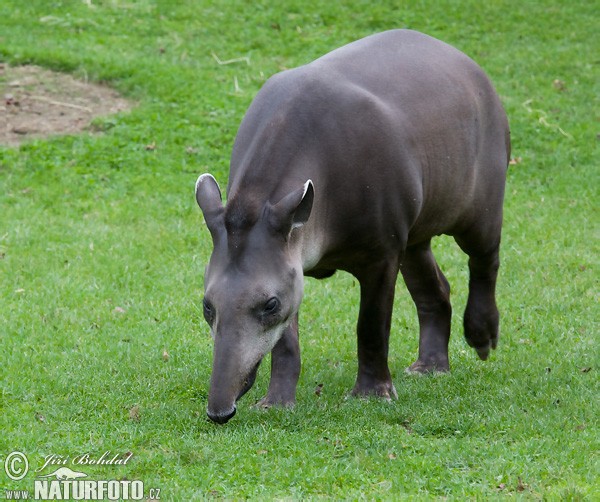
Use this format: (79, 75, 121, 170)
(195, 174, 224, 238)
(195, 174, 222, 212)
(292, 179, 314, 229)
(268, 179, 314, 235)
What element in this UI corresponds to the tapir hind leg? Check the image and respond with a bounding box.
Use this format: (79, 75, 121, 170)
(454, 231, 501, 361)
(256, 313, 301, 408)
(401, 240, 452, 373)
(351, 259, 399, 399)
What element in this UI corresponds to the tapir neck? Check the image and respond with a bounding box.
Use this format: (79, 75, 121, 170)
(227, 96, 329, 275)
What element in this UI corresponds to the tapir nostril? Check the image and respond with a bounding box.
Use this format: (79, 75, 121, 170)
(207, 406, 236, 425)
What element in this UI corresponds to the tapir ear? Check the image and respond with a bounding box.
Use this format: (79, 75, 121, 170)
(195, 174, 224, 236)
(268, 180, 314, 235)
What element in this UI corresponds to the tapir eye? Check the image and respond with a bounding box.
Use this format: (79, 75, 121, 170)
(263, 297, 280, 315)
(203, 298, 215, 325)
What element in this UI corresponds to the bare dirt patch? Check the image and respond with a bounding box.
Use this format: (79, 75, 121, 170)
(1, 64, 133, 146)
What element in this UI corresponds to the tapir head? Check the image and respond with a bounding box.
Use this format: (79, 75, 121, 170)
(195, 174, 314, 424)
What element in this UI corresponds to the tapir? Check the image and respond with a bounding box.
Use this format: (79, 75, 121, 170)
(195, 29, 510, 424)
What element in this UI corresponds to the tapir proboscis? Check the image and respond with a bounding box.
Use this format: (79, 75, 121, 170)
(195, 29, 510, 424)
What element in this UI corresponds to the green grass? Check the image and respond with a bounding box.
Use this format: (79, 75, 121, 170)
(1, 0, 598, 499)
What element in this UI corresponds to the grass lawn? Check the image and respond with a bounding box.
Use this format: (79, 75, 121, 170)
(1, 0, 598, 499)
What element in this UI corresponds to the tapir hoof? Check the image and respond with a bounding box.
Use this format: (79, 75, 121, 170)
(405, 358, 450, 374)
(351, 380, 397, 400)
(255, 395, 296, 409)
(466, 337, 497, 361)
(464, 310, 499, 361)
(473, 342, 497, 361)
(207, 407, 236, 424)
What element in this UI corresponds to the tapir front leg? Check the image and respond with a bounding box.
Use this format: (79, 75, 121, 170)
(352, 259, 399, 399)
(257, 313, 301, 408)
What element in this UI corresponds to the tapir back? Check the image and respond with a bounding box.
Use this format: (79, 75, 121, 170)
(228, 29, 509, 269)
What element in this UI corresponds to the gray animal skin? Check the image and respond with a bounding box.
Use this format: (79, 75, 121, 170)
(195, 29, 510, 424)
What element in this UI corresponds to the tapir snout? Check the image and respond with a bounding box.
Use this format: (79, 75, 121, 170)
(206, 360, 260, 424)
